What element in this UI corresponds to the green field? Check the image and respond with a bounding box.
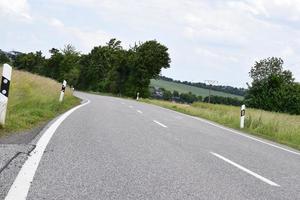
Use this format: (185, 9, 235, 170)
(0, 66, 80, 137)
(142, 99, 300, 151)
(150, 79, 244, 99)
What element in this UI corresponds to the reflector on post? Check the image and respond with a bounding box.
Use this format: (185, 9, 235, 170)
(59, 80, 67, 102)
(0, 64, 12, 126)
(240, 104, 246, 129)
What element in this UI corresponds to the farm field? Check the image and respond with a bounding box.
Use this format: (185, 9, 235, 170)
(150, 79, 244, 100)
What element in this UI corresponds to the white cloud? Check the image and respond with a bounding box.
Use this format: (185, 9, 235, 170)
(195, 47, 239, 63)
(0, 0, 32, 20)
(2, 0, 300, 86)
(49, 18, 112, 51)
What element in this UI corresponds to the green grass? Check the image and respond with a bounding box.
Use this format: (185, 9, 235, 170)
(150, 79, 244, 100)
(0, 67, 80, 137)
(141, 99, 300, 151)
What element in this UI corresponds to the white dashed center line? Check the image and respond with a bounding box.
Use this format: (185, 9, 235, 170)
(210, 152, 280, 187)
(153, 120, 168, 128)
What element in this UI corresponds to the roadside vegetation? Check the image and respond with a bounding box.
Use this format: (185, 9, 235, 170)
(0, 67, 80, 137)
(142, 99, 300, 151)
(7, 39, 170, 98)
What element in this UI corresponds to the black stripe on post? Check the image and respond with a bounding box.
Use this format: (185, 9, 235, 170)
(241, 110, 245, 117)
(61, 85, 66, 92)
(1, 76, 10, 98)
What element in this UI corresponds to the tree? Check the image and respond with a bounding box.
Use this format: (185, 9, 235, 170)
(0, 52, 10, 64)
(45, 48, 64, 79)
(163, 90, 172, 101)
(245, 57, 300, 114)
(173, 90, 179, 97)
(13, 51, 45, 73)
(124, 40, 170, 97)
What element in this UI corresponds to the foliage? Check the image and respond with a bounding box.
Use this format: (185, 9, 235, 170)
(203, 95, 243, 106)
(12, 39, 170, 98)
(245, 57, 300, 114)
(0, 51, 10, 64)
(0, 66, 80, 137)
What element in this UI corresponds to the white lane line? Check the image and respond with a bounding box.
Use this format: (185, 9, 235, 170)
(5, 100, 91, 200)
(137, 110, 143, 114)
(121, 102, 125, 105)
(153, 104, 300, 156)
(193, 117, 300, 156)
(153, 120, 168, 128)
(210, 152, 280, 187)
(129, 105, 133, 108)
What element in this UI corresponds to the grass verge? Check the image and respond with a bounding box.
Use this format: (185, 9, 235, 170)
(0, 67, 80, 137)
(141, 99, 300, 151)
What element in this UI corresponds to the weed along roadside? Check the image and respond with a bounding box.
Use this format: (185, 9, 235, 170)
(0, 66, 80, 139)
(141, 99, 300, 151)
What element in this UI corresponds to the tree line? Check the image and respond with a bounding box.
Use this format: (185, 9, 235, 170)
(2, 43, 299, 114)
(1, 39, 171, 98)
(150, 86, 243, 106)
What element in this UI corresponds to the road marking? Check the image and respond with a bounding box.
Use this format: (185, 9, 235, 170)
(153, 120, 167, 128)
(210, 152, 280, 187)
(129, 105, 133, 108)
(121, 102, 125, 105)
(137, 110, 143, 114)
(193, 117, 300, 156)
(5, 99, 91, 200)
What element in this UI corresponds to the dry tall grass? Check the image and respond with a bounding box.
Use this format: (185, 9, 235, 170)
(0, 66, 80, 136)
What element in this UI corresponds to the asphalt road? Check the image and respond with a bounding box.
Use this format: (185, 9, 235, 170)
(2, 92, 300, 199)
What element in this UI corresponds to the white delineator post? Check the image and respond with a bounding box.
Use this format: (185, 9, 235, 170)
(0, 64, 12, 126)
(240, 104, 246, 129)
(59, 80, 67, 102)
(136, 92, 140, 101)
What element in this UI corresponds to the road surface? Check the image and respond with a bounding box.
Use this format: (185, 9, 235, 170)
(2, 92, 300, 199)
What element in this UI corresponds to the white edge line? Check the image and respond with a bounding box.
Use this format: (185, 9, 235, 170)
(193, 116, 300, 156)
(210, 152, 280, 187)
(153, 120, 167, 128)
(148, 104, 300, 156)
(5, 99, 91, 200)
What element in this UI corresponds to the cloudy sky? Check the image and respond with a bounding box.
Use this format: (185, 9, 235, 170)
(1, 0, 300, 87)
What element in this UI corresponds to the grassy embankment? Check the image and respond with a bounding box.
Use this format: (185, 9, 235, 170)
(150, 79, 244, 100)
(142, 99, 300, 151)
(0, 66, 80, 137)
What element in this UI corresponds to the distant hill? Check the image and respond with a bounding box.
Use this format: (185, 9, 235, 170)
(150, 78, 244, 100)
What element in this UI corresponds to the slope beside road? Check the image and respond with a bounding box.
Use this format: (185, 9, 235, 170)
(1, 92, 300, 199)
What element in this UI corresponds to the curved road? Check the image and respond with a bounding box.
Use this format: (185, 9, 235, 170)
(2, 92, 300, 199)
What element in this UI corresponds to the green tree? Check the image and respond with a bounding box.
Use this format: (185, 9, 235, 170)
(13, 51, 45, 73)
(163, 90, 172, 101)
(0, 52, 10, 64)
(125, 40, 170, 97)
(245, 57, 300, 114)
(173, 90, 179, 97)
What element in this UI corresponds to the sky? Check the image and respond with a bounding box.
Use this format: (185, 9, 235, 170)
(1, 0, 300, 88)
